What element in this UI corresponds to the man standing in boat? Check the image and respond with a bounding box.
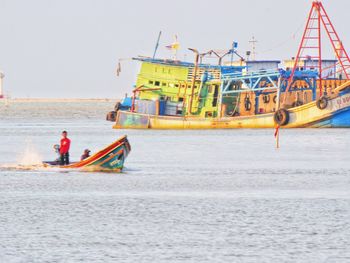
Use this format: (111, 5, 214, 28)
(60, 131, 71, 165)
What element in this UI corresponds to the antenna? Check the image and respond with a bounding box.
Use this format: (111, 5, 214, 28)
(229, 41, 240, 64)
(152, 31, 162, 59)
(249, 36, 258, 60)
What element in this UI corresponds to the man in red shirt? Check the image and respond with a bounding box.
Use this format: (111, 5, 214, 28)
(59, 131, 71, 165)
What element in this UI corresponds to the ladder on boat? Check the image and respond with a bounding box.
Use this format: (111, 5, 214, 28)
(286, 1, 350, 96)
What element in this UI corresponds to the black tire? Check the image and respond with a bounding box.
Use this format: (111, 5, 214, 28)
(263, 94, 270, 104)
(316, 96, 328, 110)
(274, 109, 289, 126)
(273, 95, 277, 104)
(244, 98, 252, 111)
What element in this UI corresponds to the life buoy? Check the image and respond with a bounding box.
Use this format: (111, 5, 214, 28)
(316, 96, 328, 110)
(274, 109, 289, 126)
(263, 94, 270, 104)
(273, 95, 277, 104)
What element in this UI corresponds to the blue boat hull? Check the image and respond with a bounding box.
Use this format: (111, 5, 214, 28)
(315, 107, 350, 127)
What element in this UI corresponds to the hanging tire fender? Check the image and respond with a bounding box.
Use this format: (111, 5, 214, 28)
(273, 95, 277, 104)
(263, 94, 270, 104)
(316, 96, 328, 110)
(274, 108, 290, 126)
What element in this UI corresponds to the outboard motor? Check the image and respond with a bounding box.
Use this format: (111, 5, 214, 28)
(106, 97, 133, 122)
(106, 111, 116, 122)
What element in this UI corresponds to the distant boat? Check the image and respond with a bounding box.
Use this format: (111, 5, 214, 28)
(43, 135, 131, 172)
(0, 71, 4, 99)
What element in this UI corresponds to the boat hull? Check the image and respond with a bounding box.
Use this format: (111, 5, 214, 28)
(44, 135, 131, 172)
(113, 92, 350, 129)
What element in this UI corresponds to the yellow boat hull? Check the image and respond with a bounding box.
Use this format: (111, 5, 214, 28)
(113, 92, 350, 129)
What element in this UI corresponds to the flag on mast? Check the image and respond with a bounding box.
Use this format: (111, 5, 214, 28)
(166, 35, 180, 50)
(166, 35, 180, 59)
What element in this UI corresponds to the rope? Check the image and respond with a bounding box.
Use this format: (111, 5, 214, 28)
(260, 20, 305, 54)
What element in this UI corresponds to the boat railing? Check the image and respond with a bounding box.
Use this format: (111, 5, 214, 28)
(218, 69, 282, 95)
(220, 69, 282, 81)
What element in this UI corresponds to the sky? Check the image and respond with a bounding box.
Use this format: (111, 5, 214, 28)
(0, 0, 349, 98)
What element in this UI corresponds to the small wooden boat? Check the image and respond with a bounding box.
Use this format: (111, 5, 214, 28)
(43, 135, 131, 172)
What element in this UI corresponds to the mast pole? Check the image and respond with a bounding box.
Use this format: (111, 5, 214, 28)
(317, 2, 323, 96)
(152, 31, 162, 59)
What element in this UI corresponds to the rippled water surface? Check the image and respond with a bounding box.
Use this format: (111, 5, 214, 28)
(1, 100, 350, 262)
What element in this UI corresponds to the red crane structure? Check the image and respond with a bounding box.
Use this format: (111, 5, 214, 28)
(285, 1, 350, 98)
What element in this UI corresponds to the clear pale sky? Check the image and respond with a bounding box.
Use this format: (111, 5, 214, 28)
(0, 0, 348, 98)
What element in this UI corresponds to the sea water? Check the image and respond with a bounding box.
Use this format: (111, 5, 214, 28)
(0, 100, 350, 262)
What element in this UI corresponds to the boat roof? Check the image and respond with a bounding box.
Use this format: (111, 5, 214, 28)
(133, 57, 246, 70)
(246, 60, 281, 64)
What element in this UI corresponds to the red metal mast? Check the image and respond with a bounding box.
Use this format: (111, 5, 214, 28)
(284, 1, 350, 100)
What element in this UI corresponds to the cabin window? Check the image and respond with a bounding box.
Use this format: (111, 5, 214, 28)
(175, 84, 179, 88)
(155, 81, 160, 86)
(169, 83, 175, 88)
(209, 85, 218, 93)
(187, 85, 192, 89)
(178, 97, 184, 102)
(162, 82, 167, 86)
(212, 85, 219, 107)
(162, 68, 166, 73)
(149, 80, 154, 85)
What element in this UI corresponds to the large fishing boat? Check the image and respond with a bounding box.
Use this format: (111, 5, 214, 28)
(109, 1, 350, 129)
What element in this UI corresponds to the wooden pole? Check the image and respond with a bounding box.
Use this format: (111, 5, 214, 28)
(275, 77, 282, 149)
